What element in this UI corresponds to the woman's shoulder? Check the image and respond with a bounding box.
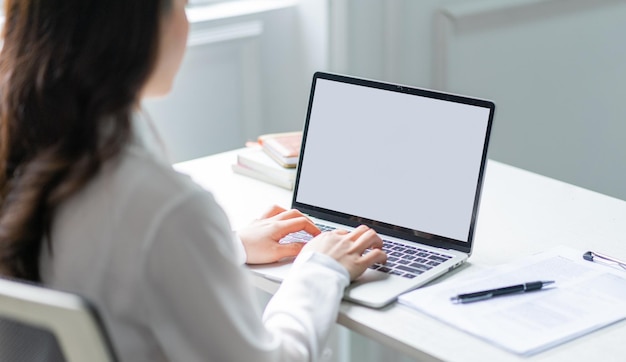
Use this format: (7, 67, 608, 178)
(118, 144, 203, 196)
(89, 144, 219, 228)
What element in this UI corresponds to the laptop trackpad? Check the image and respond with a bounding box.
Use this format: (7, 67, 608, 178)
(344, 269, 414, 308)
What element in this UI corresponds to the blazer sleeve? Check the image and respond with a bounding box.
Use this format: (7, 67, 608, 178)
(137, 189, 349, 362)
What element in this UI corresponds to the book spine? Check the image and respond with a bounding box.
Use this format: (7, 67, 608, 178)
(231, 164, 293, 190)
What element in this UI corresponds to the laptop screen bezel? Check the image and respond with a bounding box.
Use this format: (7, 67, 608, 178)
(291, 72, 495, 255)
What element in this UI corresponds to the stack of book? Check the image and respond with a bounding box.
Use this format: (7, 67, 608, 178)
(231, 131, 302, 190)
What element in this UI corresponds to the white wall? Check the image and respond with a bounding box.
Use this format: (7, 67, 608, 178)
(143, 0, 328, 162)
(434, 0, 626, 202)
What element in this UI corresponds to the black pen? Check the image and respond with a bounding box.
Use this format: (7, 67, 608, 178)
(583, 251, 626, 271)
(450, 280, 555, 304)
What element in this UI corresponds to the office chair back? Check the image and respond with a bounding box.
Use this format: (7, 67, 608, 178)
(0, 278, 117, 362)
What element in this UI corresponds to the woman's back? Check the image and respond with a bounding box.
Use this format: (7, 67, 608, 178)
(40, 129, 244, 360)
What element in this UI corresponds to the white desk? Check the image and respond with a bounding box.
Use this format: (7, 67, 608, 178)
(175, 149, 626, 362)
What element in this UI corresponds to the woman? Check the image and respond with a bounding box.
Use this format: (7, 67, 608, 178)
(0, 0, 387, 361)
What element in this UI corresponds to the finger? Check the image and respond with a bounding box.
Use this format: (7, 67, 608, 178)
(352, 228, 383, 251)
(275, 217, 321, 238)
(272, 209, 311, 222)
(347, 225, 371, 239)
(360, 248, 387, 266)
(270, 209, 301, 220)
(259, 205, 287, 219)
(274, 242, 305, 260)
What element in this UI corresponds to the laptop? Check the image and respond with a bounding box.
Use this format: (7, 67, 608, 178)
(249, 72, 495, 308)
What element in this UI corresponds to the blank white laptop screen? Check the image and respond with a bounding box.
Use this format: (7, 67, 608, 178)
(295, 78, 491, 243)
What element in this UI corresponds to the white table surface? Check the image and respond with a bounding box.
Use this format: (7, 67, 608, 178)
(174, 148, 626, 362)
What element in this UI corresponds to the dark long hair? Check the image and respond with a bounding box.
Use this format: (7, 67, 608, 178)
(0, 0, 169, 281)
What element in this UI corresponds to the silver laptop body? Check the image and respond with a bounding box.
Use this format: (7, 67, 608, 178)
(250, 72, 495, 308)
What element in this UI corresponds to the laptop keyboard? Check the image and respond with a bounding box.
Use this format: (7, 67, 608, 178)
(370, 240, 452, 279)
(279, 224, 453, 279)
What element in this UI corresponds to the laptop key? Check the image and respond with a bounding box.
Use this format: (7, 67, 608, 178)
(315, 224, 336, 232)
(409, 262, 432, 271)
(397, 265, 423, 275)
(428, 255, 448, 263)
(279, 231, 313, 244)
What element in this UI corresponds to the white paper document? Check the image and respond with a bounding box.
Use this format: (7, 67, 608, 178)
(398, 246, 626, 356)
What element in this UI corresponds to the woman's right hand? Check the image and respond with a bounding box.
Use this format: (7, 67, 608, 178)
(301, 225, 387, 281)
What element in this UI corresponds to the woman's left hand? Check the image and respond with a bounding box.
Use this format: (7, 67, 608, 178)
(237, 205, 321, 264)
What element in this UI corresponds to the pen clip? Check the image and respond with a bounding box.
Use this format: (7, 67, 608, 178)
(584, 251, 626, 271)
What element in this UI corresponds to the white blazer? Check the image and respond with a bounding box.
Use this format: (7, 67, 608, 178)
(40, 113, 349, 361)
